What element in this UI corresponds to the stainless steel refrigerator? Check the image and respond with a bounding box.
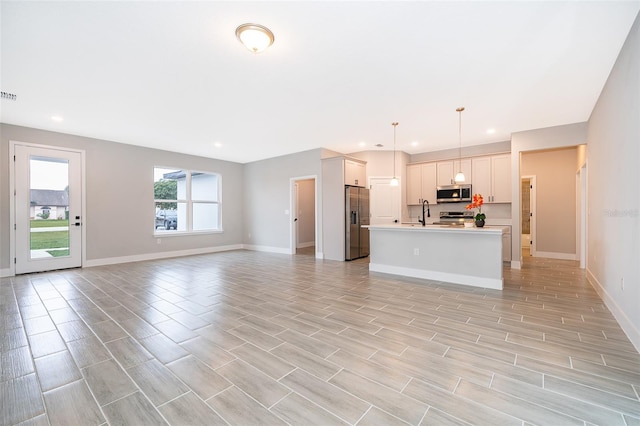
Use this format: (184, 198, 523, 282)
(345, 186, 370, 260)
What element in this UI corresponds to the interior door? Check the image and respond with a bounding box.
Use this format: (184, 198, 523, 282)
(369, 178, 400, 225)
(14, 144, 83, 274)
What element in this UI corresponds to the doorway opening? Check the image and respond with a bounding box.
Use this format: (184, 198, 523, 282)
(290, 176, 317, 257)
(521, 175, 536, 258)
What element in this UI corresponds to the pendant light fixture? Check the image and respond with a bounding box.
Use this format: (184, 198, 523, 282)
(454, 107, 466, 184)
(235, 23, 275, 53)
(390, 122, 399, 186)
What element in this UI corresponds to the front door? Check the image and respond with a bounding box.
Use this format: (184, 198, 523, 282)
(14, 144, 83, 274)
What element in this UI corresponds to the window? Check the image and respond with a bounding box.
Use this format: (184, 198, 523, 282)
(154, 167, 221, 233)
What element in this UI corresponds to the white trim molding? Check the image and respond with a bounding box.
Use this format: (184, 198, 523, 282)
(534, 251, 578, 261)
(586, 268, 640, 352)
(83, 244, 243, 268)
(243, 244, 291, 255)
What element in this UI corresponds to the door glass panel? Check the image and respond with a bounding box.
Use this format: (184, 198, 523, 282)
(29, 156, 70, 259)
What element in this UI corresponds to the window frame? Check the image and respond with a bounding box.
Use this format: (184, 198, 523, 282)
(153, 167, 222, 236)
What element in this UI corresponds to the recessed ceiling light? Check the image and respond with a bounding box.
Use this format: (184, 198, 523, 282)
(214, 142, 223, 148)
(411, 141, 419, 147)
(51, 115, 64, 122)
(358, 142, 366, 147)
(486, 128, 496, 134)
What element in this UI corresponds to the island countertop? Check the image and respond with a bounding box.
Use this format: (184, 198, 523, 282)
(366, 224, 506, 289)
(365, 224, 505, 234)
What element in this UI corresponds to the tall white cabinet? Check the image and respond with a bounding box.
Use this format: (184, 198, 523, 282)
(471, 154, 511, 203)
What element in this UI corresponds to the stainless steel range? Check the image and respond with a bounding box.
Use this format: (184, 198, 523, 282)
(432, 211, 474, 226)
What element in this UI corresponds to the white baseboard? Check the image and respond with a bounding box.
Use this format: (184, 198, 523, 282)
(84, 244, 243, 268)
(534, 251, 578, 261)
(243, 244, 291, 255)
(369, 263, 503, 290)
(3, 244, 300, 276)
(296, 241, 315, 249)
(586, 268, 640, 353)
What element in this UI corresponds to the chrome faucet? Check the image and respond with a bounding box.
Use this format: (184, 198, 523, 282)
(421, 199, 431, 226)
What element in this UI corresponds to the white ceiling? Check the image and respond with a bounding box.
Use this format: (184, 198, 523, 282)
(2, 1, 639, 163)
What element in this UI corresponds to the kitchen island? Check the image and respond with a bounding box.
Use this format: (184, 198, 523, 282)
(366, 224, 506, 290)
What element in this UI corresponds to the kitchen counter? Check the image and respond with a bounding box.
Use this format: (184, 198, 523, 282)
(366, 224, 506, 289)
(371, 223, 505, 233)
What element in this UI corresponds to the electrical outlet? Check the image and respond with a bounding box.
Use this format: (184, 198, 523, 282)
(414, 248, 419, 255)
(156, 238, 161, 245)
(621, 277, 625, 291)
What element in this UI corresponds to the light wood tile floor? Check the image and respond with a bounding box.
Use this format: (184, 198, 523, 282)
(1, 250, 639, 425)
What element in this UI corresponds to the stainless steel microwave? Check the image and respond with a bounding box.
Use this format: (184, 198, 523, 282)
(436, 184, 472, 203)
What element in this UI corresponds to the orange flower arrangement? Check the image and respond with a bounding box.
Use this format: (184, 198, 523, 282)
(465, 194, 486, 221)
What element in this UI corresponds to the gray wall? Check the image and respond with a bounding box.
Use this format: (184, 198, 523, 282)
(587, 12, 640, 349)
(243, 148, 324, 253)
(0, 124, 244, 270)
(521, 147, 578, 256)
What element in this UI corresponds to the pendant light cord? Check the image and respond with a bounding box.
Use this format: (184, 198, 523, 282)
(457, 107, 464, 161)
(392, 122, 398, 179)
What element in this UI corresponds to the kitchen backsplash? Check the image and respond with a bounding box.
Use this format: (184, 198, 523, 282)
(406, 202, 512, 223)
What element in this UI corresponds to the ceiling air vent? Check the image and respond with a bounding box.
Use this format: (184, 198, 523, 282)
(1, 91, 17, 101)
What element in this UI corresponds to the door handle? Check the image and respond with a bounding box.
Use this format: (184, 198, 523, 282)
(74, 222, 81, 227)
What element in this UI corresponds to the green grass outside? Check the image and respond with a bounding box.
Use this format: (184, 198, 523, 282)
(30, 219, 69, 228)
(30, 231, 69, 250)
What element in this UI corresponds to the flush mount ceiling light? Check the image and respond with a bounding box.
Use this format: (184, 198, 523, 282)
(235, 23, 274, 53)
(454, 107, 466, 184)
(390, 122, 399, 187)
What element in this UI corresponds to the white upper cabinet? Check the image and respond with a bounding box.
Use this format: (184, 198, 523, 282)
(344, 159, 366, 187)
(406, 163, 437, 205)
(471, 154, 511, 203)
(491, 154, 511, 203)
(406, 164, 422, 205)
(436, 159, 471, 186)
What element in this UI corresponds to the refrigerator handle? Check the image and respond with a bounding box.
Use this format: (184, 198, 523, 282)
(351, 211, 358, 225)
